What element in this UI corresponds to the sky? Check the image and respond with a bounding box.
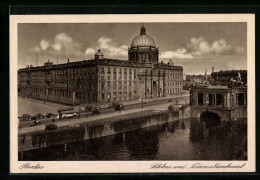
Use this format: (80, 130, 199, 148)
(18, 23, 247, 75)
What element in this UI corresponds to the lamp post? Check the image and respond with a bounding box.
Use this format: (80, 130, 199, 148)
(141, 91, 144, 108)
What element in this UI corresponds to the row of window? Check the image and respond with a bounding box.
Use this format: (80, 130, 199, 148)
(101, 81, 137, 90)
(101, 71, 137, 80)
(102, 91, 137, 101)
(167, 81, 182, 86)
(167, 88, 182, 94)
(196, 93, 247, 106)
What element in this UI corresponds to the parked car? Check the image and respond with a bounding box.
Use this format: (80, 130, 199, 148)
(45, 124, 58, 130)
(44, 113, 54, 118)
(31, 116, 38, 121)
(85, 105, 93, 111)
(36, 113, 44, 119)
(20, 114, 32, 121)
(109, 102, 120, 109)
(115, 104, 125, 111)
(92, 106, 101, 115)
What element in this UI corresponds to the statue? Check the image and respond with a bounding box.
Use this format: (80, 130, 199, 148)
(229, 72, 244, 87)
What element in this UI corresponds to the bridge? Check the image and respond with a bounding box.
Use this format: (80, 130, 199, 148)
(190, 84, 247, 122)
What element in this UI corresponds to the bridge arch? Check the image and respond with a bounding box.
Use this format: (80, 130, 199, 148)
(200, 111, 221, 122)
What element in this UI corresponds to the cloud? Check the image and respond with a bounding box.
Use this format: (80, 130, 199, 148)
(85, 48, 95, 55)
(160, 36, 245, 59)
(97, 36, 128, 57)
(160, 48, 193, 59)
(40, 39, 49, 50)
(51, 33, 81, 56)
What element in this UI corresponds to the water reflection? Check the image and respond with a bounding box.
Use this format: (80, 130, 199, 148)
(19, 116, 247, 161)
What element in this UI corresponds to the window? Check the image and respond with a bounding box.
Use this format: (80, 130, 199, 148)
(119, 82, 122, 89)
(238, 93, 245, 106)
(124, 92, 127, 99)
(208, 94, 213, 106)
(124, 81, 127, 89)
(107, 83, 111, 89)
(119, 72, 122, 80)
(107, 72, 111, 80)
(113, 72, 117, 80)
(113, 92, 117, 100)
(198, 93, 204, 105)
(216, 94, 223, 106)
(113, 82, 116, 89)
(107, 93, 111, 101)
(101, 93, 105, 101)
(101, 72, 105, 80)
(101, 83, 105, 90)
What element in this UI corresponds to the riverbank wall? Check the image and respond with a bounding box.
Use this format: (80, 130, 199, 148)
(18, 105, 191, 152)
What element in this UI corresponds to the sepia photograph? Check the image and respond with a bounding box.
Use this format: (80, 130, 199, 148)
(10, 14, 255, 173)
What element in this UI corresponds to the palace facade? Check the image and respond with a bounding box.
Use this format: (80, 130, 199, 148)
(18, 26, 183, 105)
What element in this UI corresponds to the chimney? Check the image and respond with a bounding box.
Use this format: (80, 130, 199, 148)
(212, 67, 214, 73)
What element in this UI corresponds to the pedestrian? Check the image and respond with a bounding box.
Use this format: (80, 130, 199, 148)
(52, 119, 55, 122)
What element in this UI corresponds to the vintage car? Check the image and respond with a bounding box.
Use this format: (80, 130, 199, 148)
(31, 115, 39, 121)
(114, 104, 125, 111)
(20, 114, 32, 121)
(85, 105, 93, 111)
(35, 113, 44, 119)
(92, 106, 101, 115)
(44, 113, 54, 118)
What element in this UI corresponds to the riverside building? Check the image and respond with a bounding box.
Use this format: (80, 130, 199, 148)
(18, 26, 183, 105)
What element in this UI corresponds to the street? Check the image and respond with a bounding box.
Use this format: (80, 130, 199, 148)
(19, 95, 190, 129)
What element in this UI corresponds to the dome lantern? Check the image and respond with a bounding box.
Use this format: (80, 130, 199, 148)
(140, 25, 146, 35)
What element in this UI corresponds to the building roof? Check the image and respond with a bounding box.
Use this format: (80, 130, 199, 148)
(18, 58, 183, 72)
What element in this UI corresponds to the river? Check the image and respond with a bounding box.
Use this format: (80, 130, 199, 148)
(19, 115, 247, 161)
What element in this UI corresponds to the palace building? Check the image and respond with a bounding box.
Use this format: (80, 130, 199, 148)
(18, 26, 183, 105)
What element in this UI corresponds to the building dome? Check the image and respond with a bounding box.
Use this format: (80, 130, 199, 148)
(130, 26, 156, 48)
(128, 26, 159, 63)
(94, 49, 104, 60)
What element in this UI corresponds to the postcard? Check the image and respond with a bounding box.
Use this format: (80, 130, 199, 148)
(10, 14, 255, 173)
